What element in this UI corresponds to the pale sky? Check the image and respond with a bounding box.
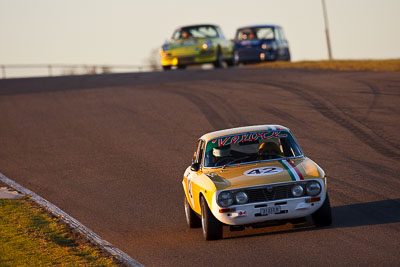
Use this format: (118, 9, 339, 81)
(1, 0, 399, 68)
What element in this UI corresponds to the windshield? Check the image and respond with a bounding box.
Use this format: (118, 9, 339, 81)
(236, 27, 275, 40)
(172, 25, 219, 40)
(203, 131, 302, 168)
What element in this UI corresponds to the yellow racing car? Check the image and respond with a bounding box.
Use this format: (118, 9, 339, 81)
(183, 125, 332, 240)
(160, 24, 236, 70)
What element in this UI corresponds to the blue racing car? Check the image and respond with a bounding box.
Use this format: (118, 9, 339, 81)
(234, 24, 291, 63)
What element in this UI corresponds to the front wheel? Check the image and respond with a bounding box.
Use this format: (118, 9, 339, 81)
(213, 48, 223, 68)
(226, 51, 238, 67)
(162, 66, 171, 71)
(184, 195, 201, 228)
(285, 49, 291, 61)
(312, 193, 332, 227)
(201, 197, 223, 240)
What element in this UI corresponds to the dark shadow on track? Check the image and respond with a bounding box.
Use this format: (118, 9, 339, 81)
(224, 198, 400, 240)
(332, 198, 400, 228)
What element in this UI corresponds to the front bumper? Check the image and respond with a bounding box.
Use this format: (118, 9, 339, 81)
(211, 185, 326, 226)
(160, 50, 216, 66)
(237, 48, 277, 62)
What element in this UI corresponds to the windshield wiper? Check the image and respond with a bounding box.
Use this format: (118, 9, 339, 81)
(222, 156, 252, 169)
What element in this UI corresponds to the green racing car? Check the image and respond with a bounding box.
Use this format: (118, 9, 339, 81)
(160, 24, 237, 70)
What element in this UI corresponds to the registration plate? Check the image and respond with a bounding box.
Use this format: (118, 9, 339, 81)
(260, 206, 281, 215)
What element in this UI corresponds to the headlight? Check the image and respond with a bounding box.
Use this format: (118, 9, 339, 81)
(218, 191, 233, 207)
(235, 192, 248, 204)
(291, 184, 304, 197)
(306, 181, 321, 196)
(201, 40, 213, 50)
(261, 43, 268, 50)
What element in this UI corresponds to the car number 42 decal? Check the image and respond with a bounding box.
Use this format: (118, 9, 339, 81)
(244, 167, 283, 176)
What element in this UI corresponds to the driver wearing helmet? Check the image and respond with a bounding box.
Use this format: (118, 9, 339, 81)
(212, 145, 232, 166)
(258, 141, 282, 160)
(181, 30, 191, 39)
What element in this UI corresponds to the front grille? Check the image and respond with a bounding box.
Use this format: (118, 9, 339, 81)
(238, 49, 261, 56)
(240, 183, 297, 203)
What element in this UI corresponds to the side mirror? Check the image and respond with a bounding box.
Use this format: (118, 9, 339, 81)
(191, 162, 200, 172)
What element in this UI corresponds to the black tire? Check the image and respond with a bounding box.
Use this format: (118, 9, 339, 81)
(163, 66, 171, 71)
(226, 51, 238, 67)
(184, 195, 201, 228)
(177, 65, 186, 70)
(201, 197, 223, 240)
(312, 193, 332, 227)
(213, 47, 223, 68)
(285, 49, 291, 61)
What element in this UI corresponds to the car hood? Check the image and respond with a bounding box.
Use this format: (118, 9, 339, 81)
(203, 157, 324, 191)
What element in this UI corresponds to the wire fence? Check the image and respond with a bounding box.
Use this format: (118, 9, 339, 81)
(0, 64, 158, 79)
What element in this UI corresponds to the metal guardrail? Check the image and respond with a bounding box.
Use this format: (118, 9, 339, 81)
(0, 64, 157, 79)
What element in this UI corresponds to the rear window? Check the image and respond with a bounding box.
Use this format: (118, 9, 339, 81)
(204, 131, 302, 167)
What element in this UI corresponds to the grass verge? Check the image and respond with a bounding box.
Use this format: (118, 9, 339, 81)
(0, 197, 116, 266)
(253, 59, 400, 71)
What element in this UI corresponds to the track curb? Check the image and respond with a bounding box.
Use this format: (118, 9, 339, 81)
(0, 172, 143, 267)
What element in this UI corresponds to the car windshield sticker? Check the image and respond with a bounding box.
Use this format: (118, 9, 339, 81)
(244, 167, 284, 176)
(206, 131, 288, 152)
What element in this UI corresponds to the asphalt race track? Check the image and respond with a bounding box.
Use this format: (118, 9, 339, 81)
(0, 67, 399, 266)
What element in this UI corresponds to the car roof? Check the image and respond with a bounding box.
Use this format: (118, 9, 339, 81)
(175, 24, 219, 31)
(236, 24, 281, 31)
(200, 125, 290, 142)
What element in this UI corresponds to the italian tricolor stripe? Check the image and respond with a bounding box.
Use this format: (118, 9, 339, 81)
(280, 159, 304, 181)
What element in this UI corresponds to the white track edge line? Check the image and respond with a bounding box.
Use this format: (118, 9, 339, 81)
(0, 172, 144, 267)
